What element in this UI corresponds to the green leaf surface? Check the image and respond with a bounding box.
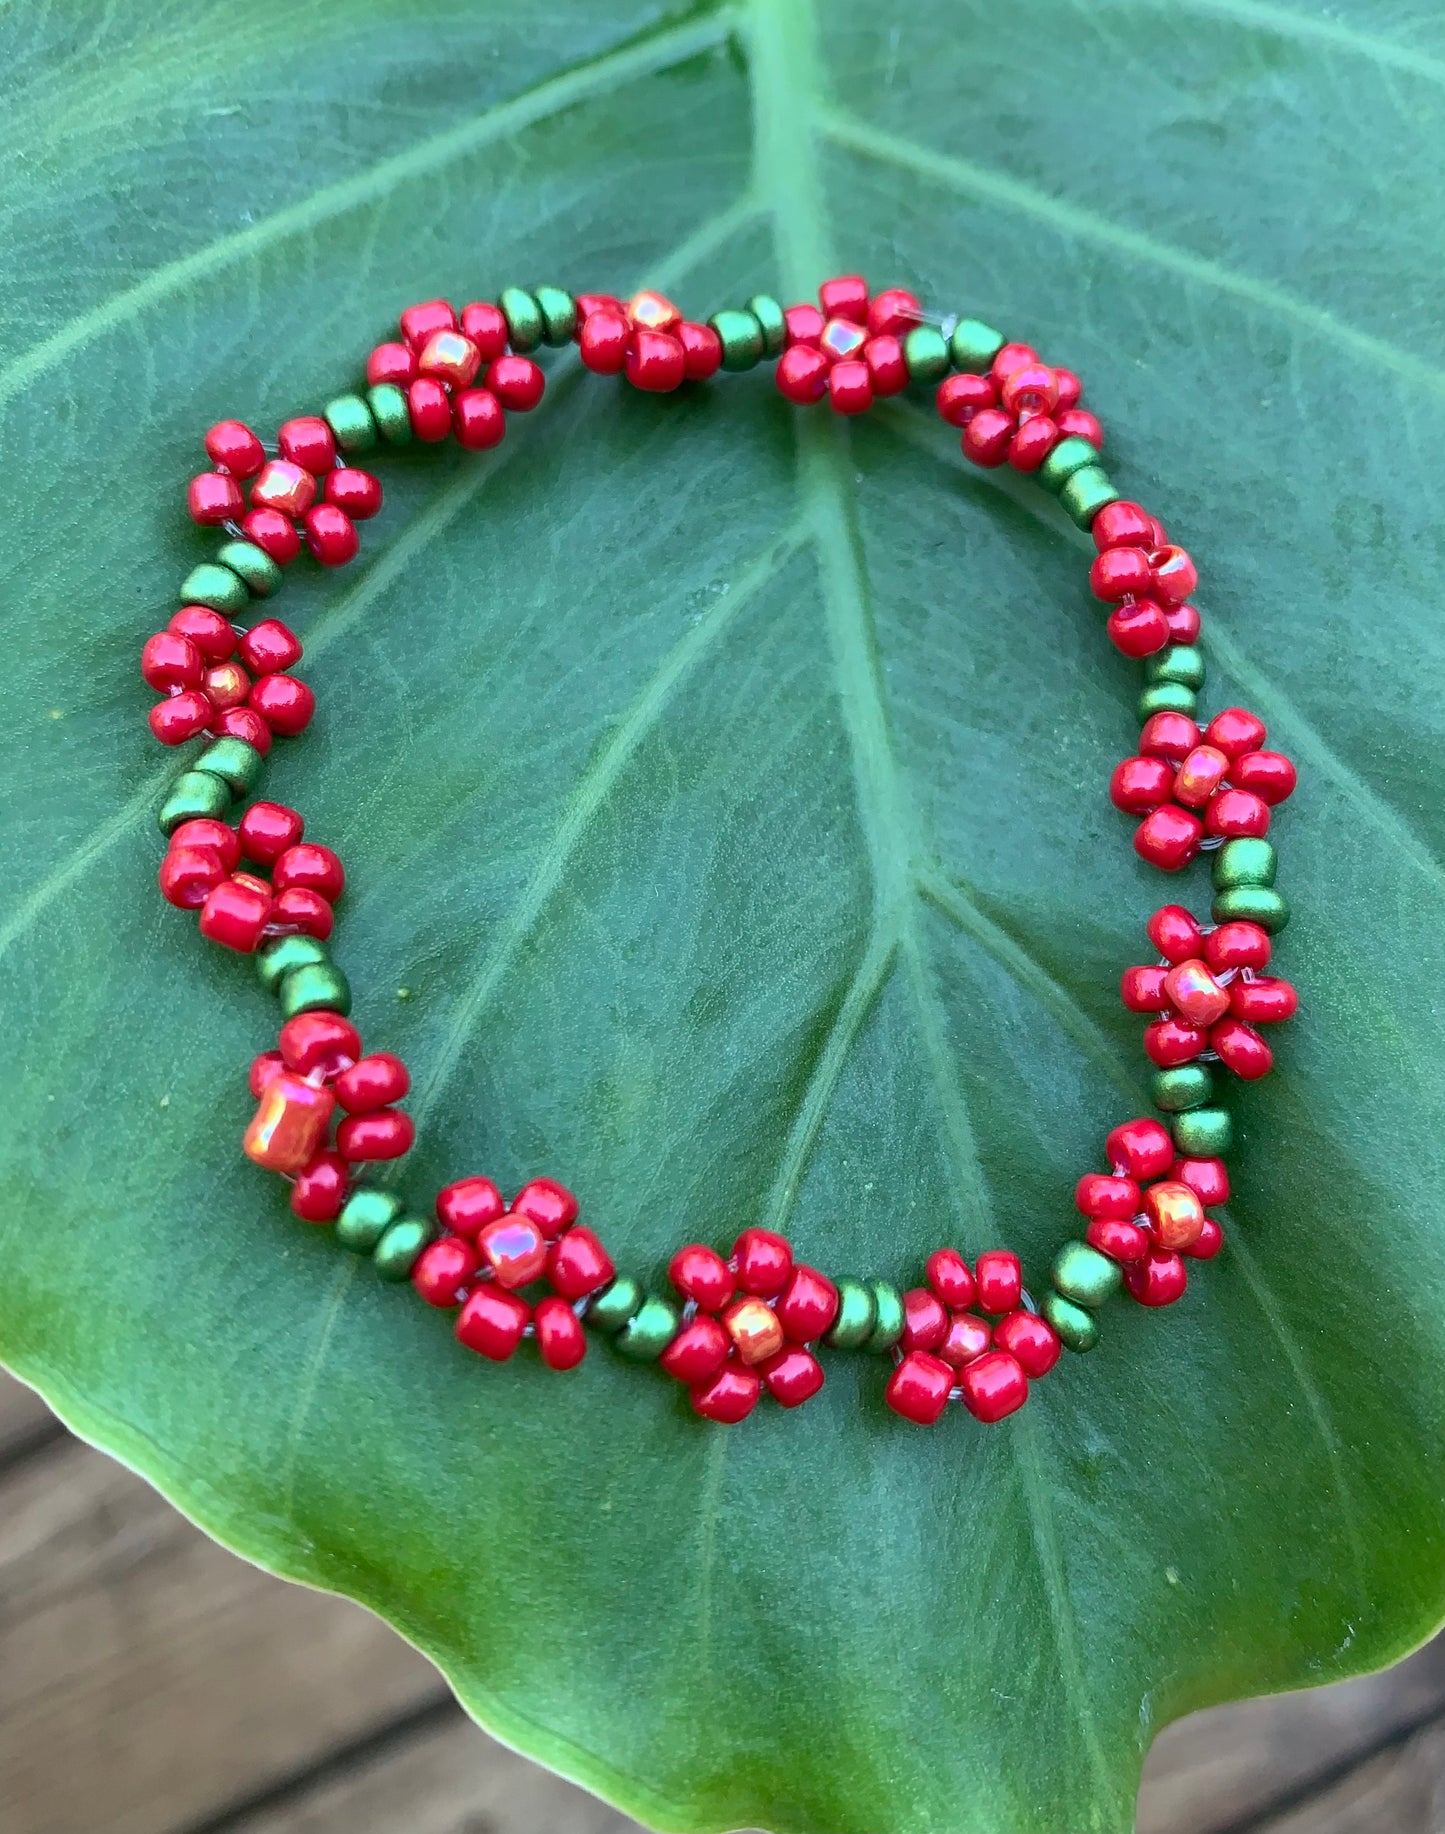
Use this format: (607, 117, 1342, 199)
(4, 2, 1445, 1829)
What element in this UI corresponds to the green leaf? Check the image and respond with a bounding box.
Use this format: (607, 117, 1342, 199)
(4, 2, 1445, 1829)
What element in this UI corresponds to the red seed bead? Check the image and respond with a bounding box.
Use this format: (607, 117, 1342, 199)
(784, 302, 826, 345)
(926, 1248, 976, 1310)
(1056, 408, 1103, 448)
(511, 1178, 579, 1239)
(1107, 598, 1170, 658)
(678, 321, 723, 381)
(827, 360, 873, 415)
(885, 1350, 955, 1425)
(1075, 1173, 1142, 1219)
(775, 344, 830, 404)
(1092, 500, 1154, 551)
(1205, 788, 1271, 838)
(1121, 964, 1170, 1011)
(455, 1286, 530, 1360)
(408, 377, 453, 441)
(546, 1226, 614, 1300)
(1230, 976, 1297, 1024)
(218, 705, 276, 753)
(205, 419, 266, 478)
(149, 691, 214, 745)
(399, 299, 456, 348)
(271, 887, 332, 939)
(1090, 547, 1153, 602)
(1124, 1248, 1188, 1307)
(534, 1296, 588, 1370)
(866, 287, 921, 337)
(1206, 922, 1272, 971)
(1007, 415, 1060, 472)
(579, 308, 630, 374)
(169, 606, 236, 662)
(278, 416, 336, 474)
(1086, 1216, 1150, 1263)
(775, 1266, 839, 1341)
(324, 468, 383, 520)
(1135, 805, 1204, 871)
(204, 661, 251, 713)
(762, 1346, 826, 1407)
(936, 372, 997, 426)
(818, 275, 869, 324)
(335, 1052, 410, 1114)
(1110, 756, 1175, 814)
(279, 1011, 360, 1077)
(240, 508, 302, 566)
(999, 362, 1058, 418)
(1211, 1017, 1274, 1078)
(273, 842, 344, 902)
(412, 1236, 479, 1307)
(159, 843, 228, 909)
(625, 329, 686, 393)
(990, 341, 1036, 381)
(937, 1312, 992, 1369)
(958, 1349, 1029, 1423)
(189, 472, 244, 525)
(669, 1244, 735, 1311)
(249, 673, 315, 735)
(1140, 711, 1202, 764)
(993, 1310, 1061, 1378)
(304, 504, 359, 567)
(250, 1050, 286, 1097)
(199, 873, 272, 952)
(1184, 1216, 1224, 1260)
(1149, 545, 1197, 604)
(660, 1316, 731, 1384)
(1106, 1116, 1174, 1179)
(1205, 708, 1267, 757)
(367, 341, 416, 387)
(448, 388, 504, 451)
(962, 408, 1015, 466)
(237, 801, 303, 866)
(448, 304, 504, 363)
(1166, 602, 1201, 643)
(901, 1287, 949, 1353)
(733, 1227, 792, 1297)
(436, 1175, 505, 1239)
(1147, 904, 1204, 963)
(975, 1250, 1022, 1314)
(336, 1108, 416, 1161)
(485, 355, 545, 411)
(1144, 1017, 1208, 1066)
(1232, 750, 1296, 805)
(171, 818, 241, 871)
(690, 1364, 762, 1424)
(237, 620, 301, 677)
(865, 334, 909, 397)
(1172, 744, 1229, 809)
(1052, 368, 1082, 411)
(142, 631, 204, 692)
(291, 1149, 350, 1224)
(1171, 1156, 1230, 1206)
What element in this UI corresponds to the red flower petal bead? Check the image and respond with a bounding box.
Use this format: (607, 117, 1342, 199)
(412, 1236, 479, 1307)
(171, 818, 240, 871)
(1205, 788, 1270, 838)
(1184, 1217, 1224, 1260)
(149, 691, 214, 745)
(926, 1248, 976, 1310)
(534, 1296, 588, 1370)
(205, 419, 265, 478)
(958, 1349, 1028, 1423)
(335, 1052, 410, 1114)
(818, 275, 869, 323)
(485, 355, 545, 410)
(936, 373, 998, 426)
(1053, 368, 1082, 411)
(1075, 1173, 1142, 1219)
(238, 800, 303, 865)
(169, 606, 236, 662)
(1211, 1017, 1274, 1078)
(669, 1244, 735, 1311)
(451, 388, 506, 450)
(775, 1266, 839, 1341)
(1135, 805, 1204, 871)
(679, 321, 723, 381)
(511, 1178, 579, 1239)
(159, 844, 228, 909)
(1107, 599, 1170, 658)
(579, 308, 630, 374)
(198, 872, 272, 952)
(1163, 959, 1231, 1025)
(660, 1316, 731, 1384)
(733, 1228, 792, 1297)
(1124, 1249, 1188, 1307)
(459, 302, 510, 359)
(1147, 904, 1204, 962)
(436, 1175, 505, 1239)
(336, 1108, 416, 1160)
(1231, 750, 1297, 805)
(962, 408, 1015, 466)
(279, 1011, 360, 1078)
(408, 378, 453, 441)
(1205, 708, 1267, 757)
(249, 1050, 285, 1097)
(784, 302, 825, 345)
(975, 1250, 1022, 1314)
(142, 632, 204, 692)
(304, 504, 358, 567)
(1086, 1216, 1150, 1263)
(1166, 603, 1201, 644)
(625, 329, 686, 393)
(189, 472, 244, 525)
(828, 360, 872, 415)
(1172, 745, 1229, 808)
(1171, 1156, 1230, 1206)
(1139, 712, 1201, 763)
(238, 619, 302, 677)
(1144, 1017, 1208, 1066)
(546, 1226, 614, 1300)
(762, 1346, 825, 1407)
(1121, 965, 1170, 1011)
(1149, 545, 1197, 603)
(291, 1149, 349, 1224)
(278, 416, 336, 474)
(400, 299, 456, 348)
(1092, 500, 1154, 551)
(1205, 921, 1272, 971)
(273, 842, 344, 901)
(1110, 756, 1175, 814)
(251, 459, 316, 517)
(367, 341, 416, 387)
(271, 887, 332, 939)
(1056, 407, 1103, 448)
(865, 334, 909, 397)
(325, 468, 383, 520)
(776, 344, 830, 404)
(456, 1286, 530, 1360)
(212, 703, 273, 751)
(1230, 975, 1298, 1023)
(885, 1351, 955, 1425)
(990, 341, 1036, 381)
(240, 508, 302, 566)
(937, 1312, 992, 1369)
(1007, 415, 1060, 471)
(867, 287, 921, 337)
(993, 1310, 1061, 1378)
(1107, 1116, 1174, 1181)
(901, 1287, 948, 1353)
(999, 362, 1058, 417)
(691, 1364, 762, 1424)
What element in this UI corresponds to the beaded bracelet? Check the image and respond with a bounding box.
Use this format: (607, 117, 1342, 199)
(142, 276, 1298, 1429)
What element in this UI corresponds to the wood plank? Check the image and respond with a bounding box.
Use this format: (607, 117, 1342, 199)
(0, 1370, 63, 1463)
(1254, 1715, 1445, 1832)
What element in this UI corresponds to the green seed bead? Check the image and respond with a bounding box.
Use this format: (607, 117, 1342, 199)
(709, 308, 765, 371)
(1036, 435, 1101, 492)
(1153, 1063, 1214, 1111)
(1173, 1106, 1234, 1157)
(367, 383, 412, 444)
(1138, 681, 1199, 722)
(1145, 644, 1206, 691)
(1043, 1290, 1099, 1353)
(864, 1280, 905, 1354)
(279, 961, 352, 1019)
(949, 316, 1005, 372)
(532, 285, 577, 346)
(746, 294, 786, 358)
(1052, 1239, 1123, 1310)
(158, 770, 230, 835)
(1060, 465, 1122, 529)
(180, 561, 249, 615)
(903, 324, 950, 383)
(373, 1214, 437, 1281)
(325, 392, 378, 454)
(823, 1278, 877, 1350)
(499, 286, 544, 353)
(1212, 884, 1290, 933)
(585, 1275, 644, 1334)
(613, 1294, 680, 1362)
(335, 1187, 403, 1253)
(215, 539, 283, 599)
(256, 932, 331, 993)
(1213, 837, 1277, 891)
(192, 736, 263, 796)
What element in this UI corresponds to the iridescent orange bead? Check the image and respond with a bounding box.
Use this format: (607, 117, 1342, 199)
(818, 316, 867, 363)
(722, 1296, 785, 1366)
(203, 661, 251, 713)
(1172, 745, 1230, 808)
(1142, 1179, 1205, 1250)
(626, 289, 682, 333)
(250, 459, 317, 517)
(1162, 958, 1231, 1026)
(243, 1071, 335, 1175)
(417, 328, 481, 388)
(475, 1214, 548, 1289)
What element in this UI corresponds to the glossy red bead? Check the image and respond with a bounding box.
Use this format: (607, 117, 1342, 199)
(1106, 1116, 1174, 1179)
(925, 1247, 975, 1310)
(1165, 602, 1201, 643)
(336, 1108, 415, 1160)
(546, 1226, 614, 1300)
(885, 1350, 954, 1425)
(828, 360, 873, 415)
(367, 341, 416, 387)
(622, 328, 683, 392)
(958, 1349, 1028, 1423)
(237, 619, 301, 677)
(775, 1266, 839, 1341)
(1075, 1172, 1142, 1219)
(901, 1286, 948, 1353)
(1230, 975, 1297, 1023)
(1171, 1156, 1230, 1205)
(784, 302, 825, 345)
(142, 631, 204, 692)
(776, 344, 830, 404)
(679, 321, 723, 381)
(690, 1364, 761, 1424)
(486, 355, 545, 410)
(1211, 1017, 1273, 1078)
(250, 1050, 285, 1097)
(271, 887, 332, 939)
(1144, 1016, 1208, 1066)
(1205, 788, 1271, 838)
(818, 275, 869, 324)
(1055, 409, 1101, 450)
(407, 377, 452, 441)
(1124, 1249, 1188, 1307)
(273, 842, 344, 901)
(455, 1285, 530, 1360)
(1052, 368, 1082, 411)
(169, 606, 236, 662)
(511, 1178, 579, 1238)
(1139, 712, 1201, 763)
(459, 302, 510, 359)
(534, 1295, 588, 1370)
(199, 873, 272, 951)
(278, 416, 336, 474)
(975, 1249, 1022, 1314)
(1086, 1216, 1150, 1262)
(237, 800, 303, 865)
(189, 471, 244, 525)
(149, 691, 214, 745)
(1205, 921, 1272, 971)
(579, 308, 630, 374)
(159, 843, 228, 909)
(937, 1312, 992, 1368)
(962, 408, 1014, 466)
(1007, 415, 1060, 471)
(399, 299, 456, 347)
(866, 287, 921, 336)
(936, 372, 997, 426)
(448, 388, 504, 451)
(1121, 964, 1170, 1011)
(1107, 599, 1170, 658)
(1135, 805, 1204, 871)
(1091, 550, 1154, 607)
(999, 361, 1058, 418)
(1110, 755, 1175, 814)
(335, 1052, 410, 1114)
(278, 1011, 360, 1077)
(733, 1227, 792, 1297)
(171, 817, 240, 871)
(240, 508, 302, 566)
(324, 468, 383, 520)
(290, 1149, 349, 1224)
(304, 503, 359, 567)
(1146, 904, 1203, 962)
(993, 1310, 1061, 1378)
(762, 1346, 825, 1407)
(668, 1244, 735, 1310)
(1149, 545, 1197, 603)
(865, 333, 909, 396)
(990, 341, 1036, 381)
(1184, 1216, 1224, 1260)
(436, 1175, 505, 1239)
(205, 419, 265, 478)
(1205, 708, 1267, 758)
(412, 1236, 479, 1307)
(213, 707, 270, 753)
(1092, 500, 1154, 551)
(1231, 750, 1296, 804)
(659, 1315, 731, 1383)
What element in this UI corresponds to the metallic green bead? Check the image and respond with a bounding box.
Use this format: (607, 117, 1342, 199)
(823, 1278, 877, 1349)
(613, 1294, 679, 1362)
(532, 285, 577, 346)
(1043, 1290, 1099, 1353)
(367, 383, 412, 444)
(746, 294, 786, 357)
(256, 932, 330, 993)
(864, 1280, 904, 1353)
(903, 324, 950, 383)
(192, 736, 263, 795)
(373, 1214, 436, 1281)
(1052, 1239, 1123, 1310)
(1138, 681, 1198, 721)
(1036, 434, 1102, 491)
(215, 539, 282, 599)
(335, 1187, 403, 1252)
(585, 1275, 644, 1334)
(1060, 465, 1122, 528)
(709, 308, 765, 371)
(278, 961, 352, 1019)
(325, 392, 378, 454)
(1153, 1063, 1214, 1111)
(158, 769, 230, 834)
(1173, 1105, 1233, 1156)
(180, 561, 249, 615)
(1212, 884, 1290, 933)
(949, 316, 1005, 372)
(1213, 837, 1277, 891)
(500, 286, 544, 352)
(1145, 644, 1206, 691)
